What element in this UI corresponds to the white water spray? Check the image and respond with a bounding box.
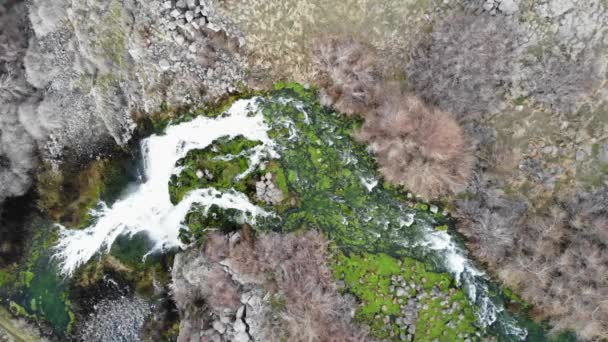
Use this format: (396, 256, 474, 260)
(54, 98, 276, 275)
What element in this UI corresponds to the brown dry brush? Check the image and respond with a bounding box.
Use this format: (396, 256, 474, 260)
(356, 92, 474, 199)
(405, 14, 518, 119)
(197, 230, 367, 342)
(313, 37, 474, 199)
(313, 36, 381, 117)
(228, 230, 367, 342)
(456, 187, 608, 340)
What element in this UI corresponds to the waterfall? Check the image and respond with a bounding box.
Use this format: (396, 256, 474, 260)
(53, 98, 275, 275)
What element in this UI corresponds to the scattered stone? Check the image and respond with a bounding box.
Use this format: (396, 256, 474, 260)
(213, 321, 226, 334)
(483, 0, 495, 11)
(498, 0, 519, 14)
(187, 0, 198, 9)
(170, 9, 182, 18)
(233, 320, 247, 333)
(159, 59, 171, 71)
(233, 332, 250, 342)
(185, 11, 194, 22)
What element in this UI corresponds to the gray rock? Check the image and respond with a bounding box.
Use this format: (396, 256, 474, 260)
(233, 332, 250, 342)
(212, 321, 226, 334)
(174, 34, 185, 45)
(599, 144, 608, 163)
(233, 320, 247, 333)
(160, 59, 171, 71)
(185, 10, 194, 22)
(498, 0, 519, 14)
(576, 149, 587, 161)
(483, 0, 495, 11)
(176, 0, 187, 9)
(187, 0, 198, 9)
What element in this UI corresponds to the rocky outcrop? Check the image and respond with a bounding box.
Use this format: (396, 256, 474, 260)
(0, 0, 247, 209)
(255, 173, 284, 205)
(171, 234, 273, 342)
(171, 230, 367, 342)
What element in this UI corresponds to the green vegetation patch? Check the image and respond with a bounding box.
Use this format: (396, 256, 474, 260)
(178, 204, 246, 245)
(334, 252, 478, 341)
(253, 83, 446, 261)
(36, 156, 132, 229)
(169, 135, 262, 204)
(74, 232, 174, 300)
(2, 218, 75, 337)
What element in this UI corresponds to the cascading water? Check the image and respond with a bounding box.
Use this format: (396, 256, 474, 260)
(53, 91, 528, 340)
(53, 98, 276, 275)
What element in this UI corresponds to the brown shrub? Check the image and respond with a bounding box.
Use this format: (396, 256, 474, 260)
(204, 265, 241, 310)
(313, 36, 381, 116)
(357, 92, 473, 198)
(220, 230, 367, 341)
(405, 14, 518, 119)
(456, 187, 608, 340)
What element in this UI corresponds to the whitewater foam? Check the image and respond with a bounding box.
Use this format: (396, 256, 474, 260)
(53, 98, 276, 275)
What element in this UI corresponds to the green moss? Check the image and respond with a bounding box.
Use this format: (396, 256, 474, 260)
(178, 204, 245, 245)
(502, 287, 531, 312)
(98, 0, 128, 67)
(9, 302, 33, 319)
(333, 252, 478, 341)
(250, 84, 436, 257)
(21, 271, 34, 288)
(36, 157, 131, 228)
(168, 135, 262, 204)
(266, 161, 289, 195)
(6, 220, 74, 337)
(415, 203, 429, 211)
(0, 270, 15, 288)
(162, 322, 180, 342)
(435, 225, 448, 231)
(514, 96, 528, 106)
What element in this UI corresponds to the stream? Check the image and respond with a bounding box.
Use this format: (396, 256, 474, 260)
(52, 85, 546, 340)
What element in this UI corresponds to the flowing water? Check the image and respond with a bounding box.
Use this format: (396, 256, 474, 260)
(54, 99, 275, 275)
(52, 86, 547, 340)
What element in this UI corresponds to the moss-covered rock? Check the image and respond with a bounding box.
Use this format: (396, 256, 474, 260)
(1, 219, 75, 337)
(168, 135, 262, 204)
(35, 156, 132, 229)
(178, 204, 245, 245)
(334, 252, 478, 341)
